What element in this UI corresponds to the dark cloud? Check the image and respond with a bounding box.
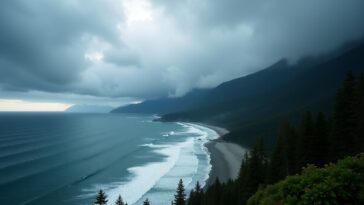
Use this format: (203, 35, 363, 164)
(0, 0, 124, 92)
(0, 0, 363, 105)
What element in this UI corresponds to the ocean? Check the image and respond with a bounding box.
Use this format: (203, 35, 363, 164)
(0, 113, 218, 205)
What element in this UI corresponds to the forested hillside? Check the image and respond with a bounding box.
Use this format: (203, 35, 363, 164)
(113, 42, 364, 148)
(185, 72, 364, 205)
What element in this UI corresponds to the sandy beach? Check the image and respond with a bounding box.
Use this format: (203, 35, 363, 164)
(198, 124, 247, 188)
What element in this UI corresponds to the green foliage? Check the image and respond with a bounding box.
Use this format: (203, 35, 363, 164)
(94, 190, 108, 205)
(248, 154, 364, 205)
(247, 183, 283, 205)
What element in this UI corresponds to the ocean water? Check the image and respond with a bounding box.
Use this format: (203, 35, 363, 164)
(0, 113, 218, 205)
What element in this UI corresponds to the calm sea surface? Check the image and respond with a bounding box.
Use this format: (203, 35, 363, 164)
(0, 113, 217, 205)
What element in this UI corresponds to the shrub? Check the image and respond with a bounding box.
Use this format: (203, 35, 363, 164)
(248, 154, 364, 205)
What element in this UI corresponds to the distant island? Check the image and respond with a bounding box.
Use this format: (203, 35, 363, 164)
(66, 104, 115, 113)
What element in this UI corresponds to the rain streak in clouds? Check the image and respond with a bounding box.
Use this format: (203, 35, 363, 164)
(0, 0, 364, 107)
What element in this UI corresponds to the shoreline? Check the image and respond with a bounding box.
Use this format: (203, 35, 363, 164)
(194, 123, 230, 137)
(194, 123, 247, 188)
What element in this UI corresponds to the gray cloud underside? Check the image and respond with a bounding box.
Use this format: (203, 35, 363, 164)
(0, 0, 364, 104)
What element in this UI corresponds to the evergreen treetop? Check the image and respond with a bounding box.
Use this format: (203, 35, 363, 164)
(115, 195, 124, 205)
(94, 189, 108, 205)
(143, 198, 150, 205)
(194, 181, 202, 194)
(174, 179, 186, 205)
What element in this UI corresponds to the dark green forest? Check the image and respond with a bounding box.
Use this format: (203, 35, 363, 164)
(185, 72, 364, 205)
(95, 72, 364, 204)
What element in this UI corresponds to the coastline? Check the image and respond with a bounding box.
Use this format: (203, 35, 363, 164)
(195, 123, 230, 137)
(195, 123, 247, 188)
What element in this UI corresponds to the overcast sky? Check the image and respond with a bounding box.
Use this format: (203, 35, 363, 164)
(0, 0, 364, 110)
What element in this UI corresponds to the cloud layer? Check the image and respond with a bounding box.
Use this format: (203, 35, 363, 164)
(0, 0, 364, 105)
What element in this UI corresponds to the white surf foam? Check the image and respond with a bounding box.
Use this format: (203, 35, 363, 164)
(105, 138, 195, 204)
(132, 123, 219, 204)
(80, 122, 219, 205)
(180, 123, 219, 188)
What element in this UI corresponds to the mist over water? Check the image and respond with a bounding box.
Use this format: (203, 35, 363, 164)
(0, 113, 217, 205)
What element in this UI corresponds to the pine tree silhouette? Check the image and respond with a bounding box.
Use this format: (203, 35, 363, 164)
(332, 71, 360, 159)
(143, 198, 150, 205)
(115, 195, 124, 205)
(187, 181, 203, 205)
(94, 190, 108, 205)
(174, 179, 186, 205)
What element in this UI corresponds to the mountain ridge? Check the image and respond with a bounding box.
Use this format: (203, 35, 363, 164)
(112, 42, 364, 148)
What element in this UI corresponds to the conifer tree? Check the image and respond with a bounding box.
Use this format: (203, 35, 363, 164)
(238, 140, 267, 203)
(174, 179, 186, 205)
(285, 122, 298, 174)
(250, 139, 267, 183)
(238, 152, 249, 180)
(187, 190, 195, 205)
(313, 112, 328, 166)
(269, 121, 289, 183)
(332, 71, 359, 159)
(143, 198, 150, 205)
(194, 181, 202, 194)
(94, 190, 108, 205)
(356, 73, 364, 151)
(274, 120, 296, 179)
(294, 111, 318, 169)
(203, 178, 222, 205)
(187, 181, 203, 205)
(115, 195, 124, 205)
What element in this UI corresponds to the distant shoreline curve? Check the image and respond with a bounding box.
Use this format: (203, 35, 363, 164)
(188, 123, 246, 188)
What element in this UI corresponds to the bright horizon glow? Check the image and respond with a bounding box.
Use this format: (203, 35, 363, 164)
(0, 99, 71, 112)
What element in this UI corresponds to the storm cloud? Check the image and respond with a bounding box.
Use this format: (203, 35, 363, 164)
(0, 0, 364, 105)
